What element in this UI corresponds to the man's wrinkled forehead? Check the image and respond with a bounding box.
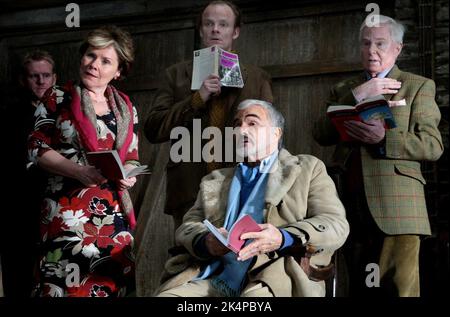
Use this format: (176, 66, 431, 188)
(201, 4, 237, 24)
(26, 59, 55, 74)
(234, 105, 267, 123)
(234, 112, 260, 124)
(361, 25, 392, 41)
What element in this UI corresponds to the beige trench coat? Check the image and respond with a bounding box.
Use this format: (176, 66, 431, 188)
(157, 149, 349, 297)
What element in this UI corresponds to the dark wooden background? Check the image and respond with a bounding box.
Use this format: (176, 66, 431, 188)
(0, 0, 447, 297)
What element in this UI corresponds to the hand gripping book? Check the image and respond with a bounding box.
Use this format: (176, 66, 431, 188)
(86, 150, 150, 180)
(326, 95, 397, 142)
(203, 215, 261, 253)
(191, 45, 244, 90)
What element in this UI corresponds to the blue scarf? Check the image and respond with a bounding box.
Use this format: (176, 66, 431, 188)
(194, 151, 278, 296)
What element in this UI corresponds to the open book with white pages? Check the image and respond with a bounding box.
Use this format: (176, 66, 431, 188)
(86, 150, 150, 180)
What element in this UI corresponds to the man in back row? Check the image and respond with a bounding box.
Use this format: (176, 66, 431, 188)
(313, 15, 443, 296)
(145, 0, 273, 230)
(21, 50, 57, 104)
(1, 50, 57, 297)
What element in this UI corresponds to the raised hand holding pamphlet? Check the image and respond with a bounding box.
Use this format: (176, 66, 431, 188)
(191, 45, 244, 90)
(86, 150, 150, 180)
(203, 215, 261, 253)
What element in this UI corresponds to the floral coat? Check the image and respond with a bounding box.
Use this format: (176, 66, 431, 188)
(28, 85, 139, 297)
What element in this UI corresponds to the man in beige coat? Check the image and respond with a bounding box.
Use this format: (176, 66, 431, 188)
(313, 15, 443, 296)
(156, 99, 349, 297)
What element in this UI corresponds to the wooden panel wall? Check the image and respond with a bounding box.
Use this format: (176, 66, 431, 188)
(0, 0, 395, 296)
(234, 8, 375, 161)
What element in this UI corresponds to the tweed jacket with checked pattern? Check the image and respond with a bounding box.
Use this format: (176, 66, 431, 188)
(313, 65, 443, 235)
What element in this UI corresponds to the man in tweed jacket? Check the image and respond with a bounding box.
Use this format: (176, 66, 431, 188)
(313, 15, 443, 296)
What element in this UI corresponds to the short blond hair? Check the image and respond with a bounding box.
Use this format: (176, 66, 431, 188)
(21, 50, 56, 78)
(79, 25, 134, 78)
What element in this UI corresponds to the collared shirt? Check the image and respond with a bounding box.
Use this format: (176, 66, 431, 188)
(353, 66, 395, 103)
(363, 65, 393, 157)
(365, 65, 394, 80)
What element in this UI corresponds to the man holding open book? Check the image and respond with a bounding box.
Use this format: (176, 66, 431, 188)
(145, 1, 273, 230)
(313, 15, 443, 297)
(155, 99, 349, 297)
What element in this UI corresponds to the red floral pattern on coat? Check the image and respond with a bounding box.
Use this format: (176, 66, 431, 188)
(28, 85, 139, 297)
(82, 223, 115, 248)
(66, 275, 117, 297)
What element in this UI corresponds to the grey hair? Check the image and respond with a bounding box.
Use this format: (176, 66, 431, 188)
(236, 99, 285, 149)
(359, 14, 405, 44)
(237, 99, 285, 131)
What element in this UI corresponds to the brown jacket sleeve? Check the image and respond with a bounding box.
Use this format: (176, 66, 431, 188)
(145, 61, 273, 144)
(145, 62, 206, 143)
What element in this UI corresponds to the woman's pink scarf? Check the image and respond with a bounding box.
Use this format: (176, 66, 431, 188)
(67, 81, 136, 229)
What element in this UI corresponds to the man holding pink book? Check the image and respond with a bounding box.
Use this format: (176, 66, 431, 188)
(155, 99, 349, 297)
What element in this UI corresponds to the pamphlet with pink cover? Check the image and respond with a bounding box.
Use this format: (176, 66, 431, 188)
(203, 215, 261, 253)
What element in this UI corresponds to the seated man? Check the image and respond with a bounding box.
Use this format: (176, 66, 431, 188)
(156, 99, 349, 297)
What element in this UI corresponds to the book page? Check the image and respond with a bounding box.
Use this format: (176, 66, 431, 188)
(126, 165, 150, 178)
(327, 105, 357, 112)
(355, 94, 386, 107)
(191, 46, 217, 90)
(203, 219, 228, 247)
(327, 95, 388, 113)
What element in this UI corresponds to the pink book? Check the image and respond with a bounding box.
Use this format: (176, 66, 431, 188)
(203, 215, 262, 253)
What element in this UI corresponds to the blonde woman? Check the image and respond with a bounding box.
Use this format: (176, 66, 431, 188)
(28, 26, 140, 297)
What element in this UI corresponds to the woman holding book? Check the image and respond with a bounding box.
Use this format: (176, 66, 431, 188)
(27, 25, 139, 297)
